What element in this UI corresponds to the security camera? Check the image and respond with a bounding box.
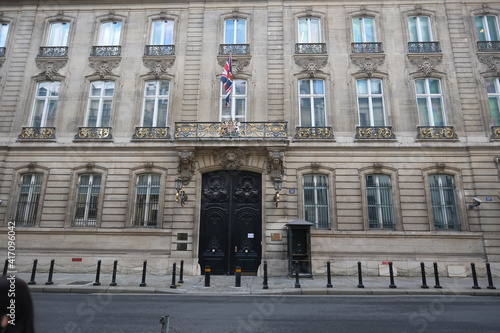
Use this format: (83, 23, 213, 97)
(473, 197, 482, 204)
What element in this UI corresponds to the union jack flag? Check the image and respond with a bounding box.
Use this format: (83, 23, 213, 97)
(221, 54, 233, 107)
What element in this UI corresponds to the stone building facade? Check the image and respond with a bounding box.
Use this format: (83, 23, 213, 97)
(0, 0, 499, 277)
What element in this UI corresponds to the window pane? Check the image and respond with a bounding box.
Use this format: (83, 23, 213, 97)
(487, 15, 499, 41)
(313, 80, 324, 94)
(299, 80, 311, 94)
(101, 100, 112, 126)
(310, 19, 321, 43)
(428, 79, 441, 94)
(476, 16, 487, 41)
(358, 97, 369, 126)
(87, 100, 99, 127)
(0, 23, 9, 47)
(236, 19, 246, 44)
(234, 80, 247, 95)
(353, 18, 362, 42)
(370, 79, 382, 94)
(47, 22, 70, 46)
(417, 98, 430, 125)
(298, 19, 308, 43)
(372, 98, 385, 126)
(408, 17, 418, 42)
(420, 17, 431, 41)
(225, 20, 235, 44)
(143, 100, 155, 127)
(300, 98, 312, 127)
(364, 17, 375, 42)
(91, 81, 103, 96)
(431, 98, 444, 126)
(313, 97, 325, 126)
(357, 79, 368, 94)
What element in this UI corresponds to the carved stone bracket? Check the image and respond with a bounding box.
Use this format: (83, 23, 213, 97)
(294, 55, 328, 77)
(178, 150, 195, 184)
(267, 150, 285, 180)
(89, 57, 121, 78)
(215, 148, 249, 171)
(408, 55, 443, 76)
(216, 56, 251, 74)
(350, 55, 385, 77)
(478, 54, 500, 76)
(143, 57, 175, 78)
(35, 58, 68, 80)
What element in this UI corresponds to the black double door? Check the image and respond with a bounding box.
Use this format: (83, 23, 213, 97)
(199, 170, 262, 275)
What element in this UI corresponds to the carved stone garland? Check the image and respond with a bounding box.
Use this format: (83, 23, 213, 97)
(294, 56, 328, 77)
(143, 58, 175, 78)
(408, 56, 442, 77)
(89, 58, 120, 78)
(35, 59, 67, 80)
(351, 56, 385, 77)
(478, 55, 500, 76)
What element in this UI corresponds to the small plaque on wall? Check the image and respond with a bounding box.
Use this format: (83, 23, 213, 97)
(177, 233, 188, 241)
(177, 243, 188, 251)
(271, 233, 282, 241)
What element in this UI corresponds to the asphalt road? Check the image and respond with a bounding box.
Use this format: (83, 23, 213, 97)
(31, 293, 500, 333)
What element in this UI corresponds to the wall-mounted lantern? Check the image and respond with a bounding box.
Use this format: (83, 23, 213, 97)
(273, 177, 282, 207)
(175, 178, 188, 206)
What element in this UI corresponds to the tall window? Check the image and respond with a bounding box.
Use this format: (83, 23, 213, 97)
(299, 79, 326, 127)
(98, 21, 122, 45)
(429, 174, 460, 230)
(366, 174, 394, 229)
(486, 77, 500, 125)
(224, 19, 246, 44)
(47, 22, 70, 46)
(220, 79, 247, 121)
(31, 81, 60, 127)
(14, 173, 43, 227)
(151, 20, 174, 45)
(353, 17, 376, 42)
(133, 174, 160, 227)
(86, 81, 114, 127)
(475, 15, 499, 41)
(0, 23, 9, 48)
(74, 174, 101, 227)
(298, 18, 321, 43)
(303, 174, 329, 229)
(142, 80, 169, 127)
(357, 78, 386, 126)
(415, 78, 446, 126)
(408, 16, 432, 42)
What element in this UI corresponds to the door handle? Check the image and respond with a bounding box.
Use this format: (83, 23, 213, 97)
(234, 246, 237, 252)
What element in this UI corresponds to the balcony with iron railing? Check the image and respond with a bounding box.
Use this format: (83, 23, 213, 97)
(174, 121, 287, 140)
(132, 127, 171, 140)
(294, 127, 334, 140)
(144, 45, 175, 56)
(18, 127, 56, 140)
(491, 126, 500, 140)
(219, 44, 251, 55)
(477, 41, 500, 53)
(38, 46, 69, 57)
(408, 42, 441, 53)
(74, 127, 113, 140)
(90, 45, 121, 57)
(295, 43, 327, 54)
(355, 126, 396, 140)
(416, 126, 458, 140)
(351, 42, 383, 54)
(0, 47, 6, 57)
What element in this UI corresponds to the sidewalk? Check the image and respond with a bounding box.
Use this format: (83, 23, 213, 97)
(11, 271, 500, 296)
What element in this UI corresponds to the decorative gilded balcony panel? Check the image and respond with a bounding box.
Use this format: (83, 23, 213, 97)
(219, 44, 250, 55)
(132, 127, 171, 140)
(295, 43, 327, 54)
(351, 42, 383, 54)
(295, 127, 334, 139)
(408, 42, 441, 53)
(38, 46, 68, 57)
(174, 121, 287, 140)
(355, 126, 396, 140)
(74, 127, 113, 140)
(491, 126, 500, 140)
(90, 46, 121, 57)
(18, 127, 56, 140)
(144, 45, 175, 56)
(0, 47, 5, 57)
(477, 41, 500, 53)
(416, 126, 458, 140)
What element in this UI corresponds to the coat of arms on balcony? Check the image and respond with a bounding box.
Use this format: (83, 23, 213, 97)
(220, 119, 240, 137)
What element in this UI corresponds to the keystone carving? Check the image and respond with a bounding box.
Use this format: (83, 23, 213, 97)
(178, 150, 195, 183)
(267, 150, 285, 180)
(143, 58, 175, 78)
(351, 56, 385, 77)
(36, 59, 67, 80)
(478, 55, 500, 76)
(294, 56, 328, 77)
(409, 56, 442, 76)
(215, 148, 249, 171)
(89, 58, 120, 78)
(216, 57, 250, 73)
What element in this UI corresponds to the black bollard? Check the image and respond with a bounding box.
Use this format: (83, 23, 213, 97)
(178, 260, 184, 284)
(263, 261, 269, 290)
(45, 259, 55, 285)
(326, 261, 333, 288)
(388, 262, 397, 288)
(235, 266, 241, 287)
(170, 262, 177, 289)
(294, 261, 300, 288)
(204, 266, 211, 287)
(486, 263, 496, 290)
(357, 261, 364, 288)
(3, 259, 8, 277)
(471, 263, 481, 289)
(140, 260, 147, 287)
(28, 259, 38, 285)
(420, 262, 429, 289)
(110, 260, 118, 286)
(433, 262, 442, 289)
(93, 260, 102, 286)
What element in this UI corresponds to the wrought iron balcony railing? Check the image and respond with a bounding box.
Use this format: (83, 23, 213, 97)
(416, 126, 458, 140)
(90, 46, 121, 57)
(295, 43, 327, 54)
(351, 42, 383, 54)
(74, 127, 113, 140)
(38, 46, 68, 57)
(175, 121, 287, 140)
(491, 126, 500, 140)
(355, 126, 396, 140)
(18, 127, 56, 140)
(219, 44, 250, 55)
(132, 127, 171, 140)
(144, 45, 175, 56)
(295, 127, 334, 139)
(0, 47, 5, 57)
(477, 41, 500, 52)
(408, 42, 441, 53)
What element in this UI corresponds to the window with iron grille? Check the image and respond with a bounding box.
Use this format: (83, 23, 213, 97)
(14, 173, 43, 227)
(429, 174, 460, 230)
(366, 174, 394, 229)
(133, 174, 160, 227)
(73, 174, 101, 227)
(299, 79, 326, 127)
(486, 77, 500, 126)
(303, 174, 329, 229)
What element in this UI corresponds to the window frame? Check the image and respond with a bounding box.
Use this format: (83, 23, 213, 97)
(428, 174, 461, 230)
(224, 18, 247, 44)
(356, 78, 387, 126)
(30, 81, 61, 127)
(0, 22, 10, 48)
(150, 19, 174, 45)
(408, 16, 433, 42)
(85, 80, 115, 127)
(141, 80, 170, 127)
(475, 14, 500, 42)
(298, 17, 322, 43)
(365, 174, 395, 229)
(485, 77, 500, 126)
(46, 21, 71, 47)
(414, 77, 447, 126)
(220, 79, 247, 122)
(132, 173, 161, 228)
(12, 173, 44, 227)
(73, 173, 102, 227)
(302, 173, 330, 229)
(352, 16, 377, 43)
(298, 79, 326, 127)
(98, 20, 123, 46)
